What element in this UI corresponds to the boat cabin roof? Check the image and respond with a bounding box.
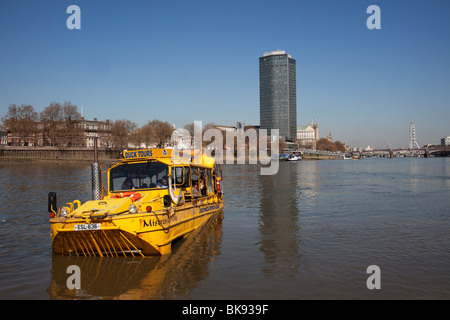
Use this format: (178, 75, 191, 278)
(118, 148, 215, 168)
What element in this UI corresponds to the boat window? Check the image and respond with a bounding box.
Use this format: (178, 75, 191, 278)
(191, 167, 198, 185)
(213, 171, 217, 194)
(172, 166, 185, 186)
(174, 166, 191, 188)
(207, 169, 213, 194)
(214, 164, 222, 178)
(191, 166, 208, 197)
(109, 161, 169, 192)
(199, 168, 207, 196)
(184, 166, 190, 187)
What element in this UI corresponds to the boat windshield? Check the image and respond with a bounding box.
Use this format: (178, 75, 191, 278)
(109, 161, 169, 192)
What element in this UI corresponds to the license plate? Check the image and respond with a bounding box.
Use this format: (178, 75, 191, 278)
(74, 223, 101, 231)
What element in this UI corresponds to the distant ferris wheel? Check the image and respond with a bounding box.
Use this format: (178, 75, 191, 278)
(409, 122, 420, 149)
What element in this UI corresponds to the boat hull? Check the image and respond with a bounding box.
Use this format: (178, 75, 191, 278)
(50, 200, 223, 256)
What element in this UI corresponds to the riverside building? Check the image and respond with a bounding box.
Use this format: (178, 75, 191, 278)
(259, 50, 297, 142)
(297, 122, 319, 149)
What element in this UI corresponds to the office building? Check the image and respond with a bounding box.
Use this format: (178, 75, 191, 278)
(259, 50, 297, 141)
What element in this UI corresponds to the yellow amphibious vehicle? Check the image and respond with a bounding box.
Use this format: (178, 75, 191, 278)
(48, 148, 223, 256)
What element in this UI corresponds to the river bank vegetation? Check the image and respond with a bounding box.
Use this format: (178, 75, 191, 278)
(2, 102, 346, 153)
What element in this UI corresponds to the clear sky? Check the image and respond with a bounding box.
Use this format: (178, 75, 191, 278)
(1, 0, 449, 148)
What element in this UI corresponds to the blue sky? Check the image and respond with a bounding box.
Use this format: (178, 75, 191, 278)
(1, 0, 449, 148)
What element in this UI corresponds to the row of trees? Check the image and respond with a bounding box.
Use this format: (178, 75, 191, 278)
(1, 103, 263, 150)
(2, 103, 346, 152)
(316, 138, 346, 152)
(2, 103, 233, 150)
(115, 119, 174, 150)
(2, 102, 85, 146)
(1, 103, 175, 149)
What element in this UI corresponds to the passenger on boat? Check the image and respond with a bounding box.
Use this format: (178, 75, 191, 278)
(122, 176, 135, 190)
(157, 176, 168, 188)
(199, 177, 207, 196)
(192, 181, 200, 198)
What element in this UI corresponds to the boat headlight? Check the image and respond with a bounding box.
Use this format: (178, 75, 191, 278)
(129, 204, 138, 214)
(60, 207, 68, 217)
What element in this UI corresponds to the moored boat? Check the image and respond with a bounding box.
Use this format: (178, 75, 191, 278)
(287, 154, 301, 161)
(48, 147, 223, 256)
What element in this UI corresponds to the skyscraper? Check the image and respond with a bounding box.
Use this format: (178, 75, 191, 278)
(259, 50, 297, 141)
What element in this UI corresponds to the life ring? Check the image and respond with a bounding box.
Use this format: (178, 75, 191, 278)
(216, 179, 222, 193)
(112, 192, 141, 202)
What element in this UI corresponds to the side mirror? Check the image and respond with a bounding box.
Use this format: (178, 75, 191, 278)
(163, 195, 172, 207)
(48, 192, 57, 213)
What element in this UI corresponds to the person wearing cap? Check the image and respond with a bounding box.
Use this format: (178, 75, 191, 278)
(122, 176, 135, 190)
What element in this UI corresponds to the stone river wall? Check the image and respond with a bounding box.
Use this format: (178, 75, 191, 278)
(0, 146, 121, 161)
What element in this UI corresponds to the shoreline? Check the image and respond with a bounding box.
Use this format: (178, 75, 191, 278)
(0, 146, 343, 162)
(0, 154, 343, 163)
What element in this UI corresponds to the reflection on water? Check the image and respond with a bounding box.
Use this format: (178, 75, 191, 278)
(258, 162, 301, 278)
(193, 158, 450, 299)
(1, 158, 450, 299)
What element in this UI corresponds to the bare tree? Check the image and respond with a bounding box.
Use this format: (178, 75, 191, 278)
(62, 102, 84, 147)
(110, 119, 137, 150)
(183, 122, 216, 148)
(62, 101, 81, 121)
(2, 104, 39, 145)
(131, 120, 173, 149)
(183, 123, 195, 146)
(150, 119, 173, 148)
(40, 102, 64, 146)
(132, 121, 155, 148)
(315, 138, 347, 152)
(316, 138, 338, 152)
(334, 141, 346, 152)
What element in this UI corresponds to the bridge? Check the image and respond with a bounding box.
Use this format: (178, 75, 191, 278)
(296, 148, 343, 157)
(283, 145, 449, 159)
(352, 145, 450, 158)
(283, 148, 344, 158)
(350, 123, 449, 157)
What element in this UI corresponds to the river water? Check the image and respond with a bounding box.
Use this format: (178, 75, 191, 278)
(0, 157, 449, 299)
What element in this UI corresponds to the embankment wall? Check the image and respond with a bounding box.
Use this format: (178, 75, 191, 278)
(0, 146, 120, 161)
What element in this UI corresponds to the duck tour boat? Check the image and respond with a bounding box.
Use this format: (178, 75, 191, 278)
(48, 146, 224, 257)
